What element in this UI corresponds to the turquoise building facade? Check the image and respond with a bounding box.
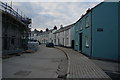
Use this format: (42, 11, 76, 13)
(74, 2, 120, 61)
(118, 2, 120, 61)
(74, 10, 92, 57)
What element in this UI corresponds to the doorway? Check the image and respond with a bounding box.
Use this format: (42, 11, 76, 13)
(79, 33, 82, 52)
(71, 40, 74, 49)
(3, 35, 8, 50)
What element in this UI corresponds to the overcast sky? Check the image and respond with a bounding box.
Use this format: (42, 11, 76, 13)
(2, 0, 105, 31)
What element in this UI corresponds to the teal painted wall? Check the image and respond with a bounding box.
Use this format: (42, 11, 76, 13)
(74, 11, 92, 56)
(74, 2, 119, 61)
(92, 2, 119, 60)
(118, 1, 120, 61)
(82, 12, 92, 56)
(74, 22, 79, 51)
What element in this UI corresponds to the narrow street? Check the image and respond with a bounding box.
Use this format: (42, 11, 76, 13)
(1, 1, 120, 80)
(3, 45, 67, 78)
(3, 45, 112, 79)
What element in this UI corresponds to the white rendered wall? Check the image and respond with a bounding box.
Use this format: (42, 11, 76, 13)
(0, 10, 2, 79)
(0, 10, 2, 55)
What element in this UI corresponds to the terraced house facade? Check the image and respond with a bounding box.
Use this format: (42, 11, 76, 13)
(74, 2, 120, 61)
(53, 24, 74, 48)
(31, 1, 119, 61)
(37, 26, 57, 44)
(1, 1, 31, 55)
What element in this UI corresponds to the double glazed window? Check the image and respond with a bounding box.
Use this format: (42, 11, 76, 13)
(11, 36, 15, 45)
(85, 36, 89, 48)
(80, 21, 83, 30)
(85, 16, 89, 28)
(75, 23, 78, 32)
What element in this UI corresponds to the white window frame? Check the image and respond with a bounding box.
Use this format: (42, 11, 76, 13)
(75, 24, 78, 32)
(76, 42, 78, 46)
(80, 21, 83, 30)
(85, 36, 89, 47)
(85, 16, 89, 28)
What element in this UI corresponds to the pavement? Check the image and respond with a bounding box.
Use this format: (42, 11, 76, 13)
(0, 57, 2, 79)
(91, 59, 119, 72)
(91, 59, 120, 79)
(2, 45, 66, 78)
(56, 47, 111, 79)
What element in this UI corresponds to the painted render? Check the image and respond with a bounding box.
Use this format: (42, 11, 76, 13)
(92, 2, 119, 60)
(0, 10, 2, 55)
(74, 2, 120, 61)
(37, 28, 57, 44)
(54, 24, 74, 47)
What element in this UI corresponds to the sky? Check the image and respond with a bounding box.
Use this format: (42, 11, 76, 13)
(1, 0, 106, 31)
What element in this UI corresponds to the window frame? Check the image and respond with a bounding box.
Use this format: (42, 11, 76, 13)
(11, 36, 15, 45)
(85, 16, 89, 28)
(80, 21, 83, 31)
(85, 36, 89, 48)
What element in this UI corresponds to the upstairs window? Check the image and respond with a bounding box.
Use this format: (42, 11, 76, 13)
(54, 34, 56, 38)
(85, 16, 89, 28)
(76, 25, 78, 32)
(80, 21, 83, 30)
(11, 36, 15, 45)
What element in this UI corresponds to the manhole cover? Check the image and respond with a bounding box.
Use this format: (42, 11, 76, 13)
(14, 70, 31, 77)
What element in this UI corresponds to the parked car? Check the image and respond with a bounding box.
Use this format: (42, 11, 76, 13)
(27, 41, 39, 52)
(29, 39, 41, 45)
(46, 42, 54, 47)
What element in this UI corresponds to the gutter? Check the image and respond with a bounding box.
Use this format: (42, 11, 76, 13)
(54, 47, 70, 79)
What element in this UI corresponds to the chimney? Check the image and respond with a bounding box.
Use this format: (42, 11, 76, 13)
(86, 8, 91, 13)
(60, 25, 63, 29)
(46, 28, 49, 31)
(54, 25, 57, 30)
(40, 30, 43, 33)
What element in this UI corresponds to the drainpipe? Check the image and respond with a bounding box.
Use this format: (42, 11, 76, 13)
(118, 1, 120, 63)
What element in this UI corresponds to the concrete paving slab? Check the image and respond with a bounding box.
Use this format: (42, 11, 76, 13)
(56, 47, 111, 79)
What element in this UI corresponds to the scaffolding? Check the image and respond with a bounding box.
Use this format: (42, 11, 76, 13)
(0, 1, 31, 55)
(0, 1, 31, 25)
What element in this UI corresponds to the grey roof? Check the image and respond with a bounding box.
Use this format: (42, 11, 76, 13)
(31, 31, 39, 34)
(38, 29, 55, 35)
(54, 24, 74, 34)
(74, 2, 105, 24)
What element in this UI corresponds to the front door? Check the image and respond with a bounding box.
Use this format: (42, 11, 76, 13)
(71, 40, 74, 49)
(79, 33, 82, 52)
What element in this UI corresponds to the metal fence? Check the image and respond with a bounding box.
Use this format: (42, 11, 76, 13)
(0, 1, 31, 25)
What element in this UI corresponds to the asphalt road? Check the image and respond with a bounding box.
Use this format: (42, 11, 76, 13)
(2, 45, 66, 78)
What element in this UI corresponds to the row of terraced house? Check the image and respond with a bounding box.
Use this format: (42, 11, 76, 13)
(35, 1, 120, 61)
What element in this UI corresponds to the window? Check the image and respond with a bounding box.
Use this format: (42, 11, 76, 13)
(85, 36, 89, 48)
(63, 31, 64, 35)
(80, 21, 83, 30)
(76, 24, 78, 32)
(63, 38, 64, 45)
(76, 28, 78, 32)
(11, 36, 15, 45)
(4, 35, 8, 50)
(54, 39, 56, 44)
(85, 16, 89, 28)
(66, 30, 69, 37)
(66, 38, 69, 45)
(76, 42, 78, 46)
(54, 34, 56, 38)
